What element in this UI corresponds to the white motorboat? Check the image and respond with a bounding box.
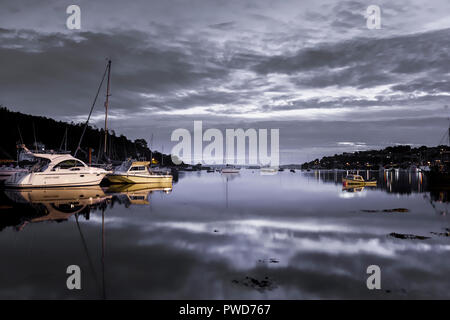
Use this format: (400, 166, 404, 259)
(4, 152, 109, 188)
(260, 167, 278, 173)
(221, 168, 240, 174)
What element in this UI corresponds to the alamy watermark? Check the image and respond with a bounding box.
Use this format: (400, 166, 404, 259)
(365, 5, 381, 29)
(66, 5, 81, 30)
(366, 265, 381, 290)
(66, 265, 81, 290)
(170, 121, 279, 167)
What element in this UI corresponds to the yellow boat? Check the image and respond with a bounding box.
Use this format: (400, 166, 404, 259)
(106, 160, 173, 184)
(342, 174, 377, 187)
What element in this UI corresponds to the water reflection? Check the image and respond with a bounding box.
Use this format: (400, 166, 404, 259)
(105, 183, 173, 207)
(0, 171, 449, 299)
(342, 186, 366, 193)
(0, 184, 173, 231)
(306, 169, 427, 194)
(0, 187, 108, 231)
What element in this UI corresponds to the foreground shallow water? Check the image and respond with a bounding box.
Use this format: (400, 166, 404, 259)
(0, 170, 449, 299)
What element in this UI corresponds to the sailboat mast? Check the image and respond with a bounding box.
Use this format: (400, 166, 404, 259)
(104, 60, 112, 155)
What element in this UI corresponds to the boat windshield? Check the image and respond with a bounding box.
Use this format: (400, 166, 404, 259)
(31, 158, 50, 172)
(129, 166, 147, 172)
(116, 159, 133, 173)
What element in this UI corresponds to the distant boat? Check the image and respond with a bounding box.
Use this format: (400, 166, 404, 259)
(5, 150, 108, 188)
(107, 160, 172, 184)
(260, 167, 277, 173)
(260, 167, 278, 175)
(221, 168, 240, 174)
(342, 174, 377, 187)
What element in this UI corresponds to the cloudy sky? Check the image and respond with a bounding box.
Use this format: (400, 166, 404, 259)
(1, 0, 450, 163)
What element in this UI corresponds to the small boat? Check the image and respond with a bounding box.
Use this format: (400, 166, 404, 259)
(106, 160, 172, 184)
(260, 167, 278, 175)
(221, 167, 240, 174)
(5, 152, 108, 188)
(261, 167, 278, 172)
(342, 174, 377, 187)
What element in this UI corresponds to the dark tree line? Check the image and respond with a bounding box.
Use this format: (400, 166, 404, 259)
(0, 107, 176, 165)
(301, 144, 450, 170)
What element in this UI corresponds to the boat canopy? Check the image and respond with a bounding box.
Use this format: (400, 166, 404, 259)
(346, 174, 364, 181)
(131, 161, 150, 167)
(29, 154, 88, 172)
(115, 160, 150, 173)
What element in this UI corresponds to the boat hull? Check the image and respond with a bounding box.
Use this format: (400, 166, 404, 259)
(106, 174, 173, 184)
(4, 172, 107, 188)
(342, 179, 377, 187)
(221, 169, 240, 174)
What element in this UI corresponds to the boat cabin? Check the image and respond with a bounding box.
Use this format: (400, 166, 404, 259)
(116, 160, 151, 174)
(345, 174, 364, 181)
(30, 154, 88, 173)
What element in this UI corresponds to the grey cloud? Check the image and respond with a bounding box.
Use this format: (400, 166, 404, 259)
(253, 28, 450, 85)
(209, 22, 236, 30)
(330, 1, 366, 30)
(392, 79, 450, 93)
(0, 28, 229, 118)
(1, 0, 450, 163)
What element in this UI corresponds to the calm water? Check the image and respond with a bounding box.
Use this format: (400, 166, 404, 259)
(0, 170, 449, 299)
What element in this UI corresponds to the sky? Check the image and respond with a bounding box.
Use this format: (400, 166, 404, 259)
(1, 0, 450, 163)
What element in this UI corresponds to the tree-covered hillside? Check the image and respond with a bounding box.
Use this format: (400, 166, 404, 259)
(0, 107, 175, 165)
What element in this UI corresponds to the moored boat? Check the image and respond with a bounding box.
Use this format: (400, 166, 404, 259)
(4, 152, 109, 188)
(260, 167, 278, 175)
(342, 174, 377, 187)
(221, 167, 240, 174)
(106, 160, 173, 184)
